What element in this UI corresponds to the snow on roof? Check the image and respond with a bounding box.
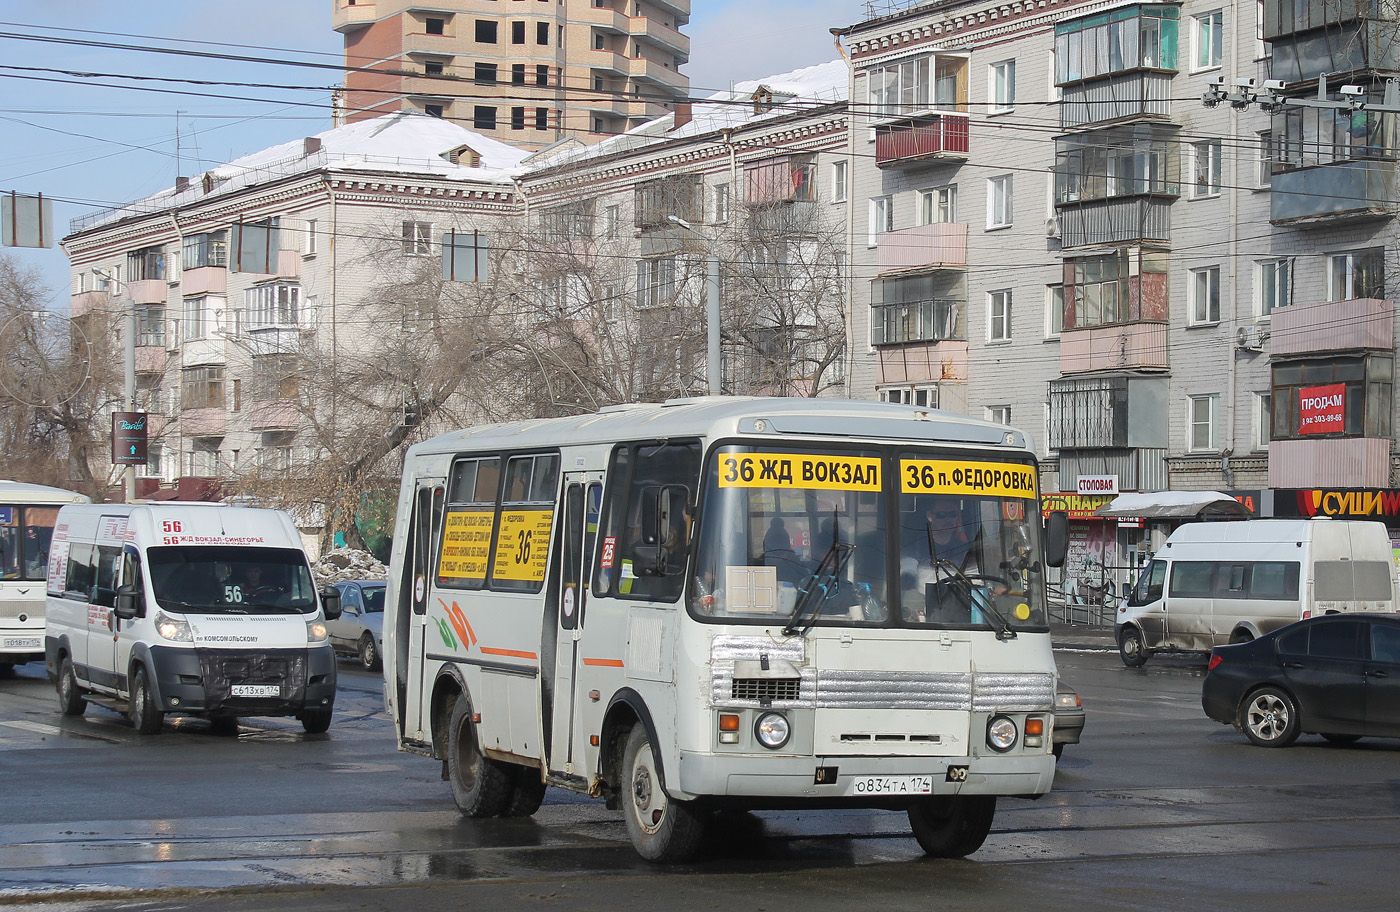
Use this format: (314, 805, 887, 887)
(1096, 491, 1250, 519)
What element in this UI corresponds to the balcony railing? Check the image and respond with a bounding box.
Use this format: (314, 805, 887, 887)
(332, 0, 376, 32)
(1058, 197, 1172, 247)
(871, 299, 965, 345)
(1271, 296, 1393, 355)
(876, 223, 967, 274)
(1059, 72, 1174, 130)
(1269, 436, 1391, 488)
(1270, 160, 1397, 224)
(1059, 322, 1169, 374)
(875, 114, 970, 168)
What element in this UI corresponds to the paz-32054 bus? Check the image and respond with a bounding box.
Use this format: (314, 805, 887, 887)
(383, 397, 1069, 861)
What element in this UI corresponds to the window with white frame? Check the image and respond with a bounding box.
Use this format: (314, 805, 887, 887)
(182, 231, 227, 270)
(305, 219, 318, 256)
(1256, 258, 1292, 316)
(402, 220, 433, 255)
(990, 60, 1016, 113)
(986, 405, 1012, 426)
(182, 366, 224, 411)
(713, 183, 730, 224)
(245, 283, 300, 328)
(1256, 130, 1276, 187)
(831, 161, 848, 203)
(1191, 140, 1222, 197)
(987, 175, 1012, 228)
(1328, 248, 1386, 301)
(135, 305, 165, 347)
(1254, 391, 1272, 450)
(258, 432, 294, 473)
(868, 196, 892, 247)
(182, 295, 215, 340)
(1192, 10, 1223, 71)
(189, 437, 221, 476)
(1255, 0, 1269, 59)
(989, 289, 1012, 341)
(878, 384, 939, 407)
(636, 256, 676, 308)
(1190, 266, 1221, 323)
(919, 185, 957, 225)
(1188, 394, 1219, 451)
(604, 205, 620, 240)
(1045, 284, 1064, 337)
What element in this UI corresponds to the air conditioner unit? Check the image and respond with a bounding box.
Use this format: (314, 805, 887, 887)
(1045, 216, 1061, 238)
(1235, 326, 1262, 351)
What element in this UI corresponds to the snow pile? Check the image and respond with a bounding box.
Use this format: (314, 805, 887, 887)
(313, 548, 388, 587)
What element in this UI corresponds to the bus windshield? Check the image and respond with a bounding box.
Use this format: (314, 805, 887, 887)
(147, 546, 318, 614)
(689, 444, 1048, 632)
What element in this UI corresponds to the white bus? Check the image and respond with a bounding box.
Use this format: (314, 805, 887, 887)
(0, 481, 91, 671)
(384, 398, 1069, 861)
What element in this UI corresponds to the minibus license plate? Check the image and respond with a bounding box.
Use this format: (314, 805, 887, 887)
(2, 637, 40, 650)
(849, 775, 933, 796)
(231, 684, 279, 698)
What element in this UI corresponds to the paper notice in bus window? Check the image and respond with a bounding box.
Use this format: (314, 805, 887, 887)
(438, 510, 494, 581)
(492, 509, 554, 582)
(899, 459, 1038, 499)
(718, 453, 881, 492)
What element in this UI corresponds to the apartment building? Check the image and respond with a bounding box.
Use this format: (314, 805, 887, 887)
(333, 0, 691, 147)
(837, 0, 1400, 595)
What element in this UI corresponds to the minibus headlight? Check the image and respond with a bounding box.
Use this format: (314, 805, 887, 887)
(306, 620, 329, 644)
(155, 610, 192, 643)
(754, 712, 791, 750)
(987, 715, 1018, 752)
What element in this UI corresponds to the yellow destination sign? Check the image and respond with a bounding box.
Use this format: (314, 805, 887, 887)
(493, 509, 554, 582)
(900, 459, 1038, 499)
(439, 510, 495, 580)
(717, 453, 881, 491)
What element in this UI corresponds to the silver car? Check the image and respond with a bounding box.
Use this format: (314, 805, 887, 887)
(327, 580, 385, 671)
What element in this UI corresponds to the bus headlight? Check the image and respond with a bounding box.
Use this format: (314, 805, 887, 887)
(155, 611, 192, 642)
(754, 712, 791, 750)
(306, 620, 329, 644)
(987, 715, 1018, 752)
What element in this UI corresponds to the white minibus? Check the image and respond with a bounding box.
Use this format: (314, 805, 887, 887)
(45, 503, 342, 734)
(384, 397, 1070, 861)
(1115, 518, 1398, 666)
(0, 481, 90, 671)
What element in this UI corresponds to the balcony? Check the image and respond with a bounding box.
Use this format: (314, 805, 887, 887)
(332, 0, 377, 32)
(876, 223, 967, 274)
(877, 341, 968, 385)
(1059, 322, 1168, 374)
(1057, 197, 1172, 248)
(1048, 375, 1169, 450)
(69, 290, 107, 318)
(1271, 297, 1393, 355)
(249, 401, 301, 432)
(181, 266, 226, 296)
(871, 299, 966, 346)
(875, 114, 969, 168)
(632, 16, 689, 60)
(626, 56, 686, 92)
(1269, 436, 1391, 488)
(1059, 72, 1174, 130)
(135, 346, 166, 373)
(128, 279, 168, 305)
(180, 408, 227, 437)
(1270, 160, 1397, 225)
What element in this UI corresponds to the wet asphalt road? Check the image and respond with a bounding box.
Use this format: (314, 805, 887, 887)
(1, 644, 1398, 911)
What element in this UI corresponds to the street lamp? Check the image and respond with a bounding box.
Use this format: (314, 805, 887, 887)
(666, 214, 721, 396)
(92, 267, 136, 502)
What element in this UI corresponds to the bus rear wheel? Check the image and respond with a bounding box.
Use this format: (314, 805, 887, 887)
(621, 725, 705, 862)
(447, 696, 512, 817)
(908, 795, 996, 858)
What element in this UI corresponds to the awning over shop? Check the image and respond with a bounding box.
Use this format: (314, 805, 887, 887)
(1094, 491, 1250, 520)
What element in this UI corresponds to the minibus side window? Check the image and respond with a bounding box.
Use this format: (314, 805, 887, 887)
(1169, 561, 1214, 598)
(92, 545, 121, 608)
(1248, 562, 1299, 600)
(65, 542, 96, 601)
(1131, 560, 1166, 605)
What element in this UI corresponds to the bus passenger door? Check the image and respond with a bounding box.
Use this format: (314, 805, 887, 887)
(401, 483, 443, 742)
(548, 475, 602, 775)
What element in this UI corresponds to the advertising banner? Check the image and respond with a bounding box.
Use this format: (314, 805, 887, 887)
(1298, 383, 1345, 435)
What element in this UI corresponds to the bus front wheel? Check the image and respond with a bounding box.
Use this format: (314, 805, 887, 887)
(908, 795, 996, 858)
(446, 696, 512, 817)
(621, 725, 705, 862)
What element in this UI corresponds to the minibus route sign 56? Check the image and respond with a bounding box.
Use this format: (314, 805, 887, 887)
(900, 459, 1038, 500)
(718, 453, 881, 491)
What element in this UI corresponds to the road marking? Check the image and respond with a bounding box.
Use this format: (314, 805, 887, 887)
(0, 720, 63, 736)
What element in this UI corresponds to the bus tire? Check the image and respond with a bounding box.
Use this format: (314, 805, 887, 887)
(621, 724, 705, 862)
(447, 696, 511, 817)
(502, 767, 548, 817)
(300, 709, 332, 734)
(908, 795, 996, 858)
(57, 656, 86, 717)
(130, 666, 164, 736)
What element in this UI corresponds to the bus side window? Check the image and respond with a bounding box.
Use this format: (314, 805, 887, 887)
(595, 441, 700, 600)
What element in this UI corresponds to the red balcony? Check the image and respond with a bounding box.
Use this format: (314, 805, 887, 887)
(875, 114, 969, 169)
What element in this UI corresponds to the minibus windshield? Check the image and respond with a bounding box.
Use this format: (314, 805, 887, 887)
(148, 546, 317, 613)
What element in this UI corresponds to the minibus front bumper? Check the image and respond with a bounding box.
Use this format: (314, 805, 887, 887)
(147, 644, 337, 717)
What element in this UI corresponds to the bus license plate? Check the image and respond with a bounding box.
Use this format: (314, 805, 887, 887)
(231, 684, 279, 698)
(2, 637, 40, 650)
(849, 775, 933, 796)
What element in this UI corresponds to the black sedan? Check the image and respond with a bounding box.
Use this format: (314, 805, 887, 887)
(1202, 614, 1400, 747)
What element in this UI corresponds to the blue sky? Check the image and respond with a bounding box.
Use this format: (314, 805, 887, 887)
(0, 0, 866, 300)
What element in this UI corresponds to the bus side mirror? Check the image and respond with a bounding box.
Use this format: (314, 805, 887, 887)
(114, 585, 142, 620)
(1044, 511, 1069, 568)
(320, 587, 342, 620)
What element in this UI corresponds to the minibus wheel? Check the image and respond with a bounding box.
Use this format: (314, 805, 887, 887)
(57, 656, 86, 716)
(447, 696, 511, 817)
(1117, 626, 1149, 667)
(301, 709, 332, 734)
(621, 725, 705, 862)
(130, 666, 164, 736)
(909, 795, 996, 857)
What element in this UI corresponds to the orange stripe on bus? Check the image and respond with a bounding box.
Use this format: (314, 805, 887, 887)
(478, 647, 538, 660)
(582, 658, 625, 667)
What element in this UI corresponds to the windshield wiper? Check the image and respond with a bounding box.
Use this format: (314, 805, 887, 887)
(927, 521, 1017, 642)
(782, 539, 855, 637)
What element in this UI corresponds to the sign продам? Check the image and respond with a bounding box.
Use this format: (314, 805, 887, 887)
(1298, 383, 1345, 435)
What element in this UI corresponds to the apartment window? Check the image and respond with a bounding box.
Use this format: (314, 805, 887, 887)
(1257, 258, 1292, 316)
(402, 221, 433, 256)
(512, 21, 526, 44)
(537, 21, 549, 45)
(473, 106, 497, 130)
(1192, 10, 1223, 71)
(1055, 7, 1179, 83)
(867, 55, 967, 115)
(713, 183, 730, 224)
(535, 107, 549, 131)
(536, 65, 550, 86)
(511, 107, 526, 130)
(868, 196, 892, 247)
(871, 275, 965, 345)
(425, 17, 445, 35)
(879, 385, 939, 407)
(919, 185, 956, 225)
(127, 246, 166, 281)
(1271, 355, 1393, 439)
(475, 20, 497, 43)
(182, 295, 215, 341)
(244, 283, 300, 328)
(986, 406, 1013, 426)
(1256, 130, 1276, 187)
(258, 432, 294, 474)
(424, 60, 445, 76)
(1046, 284, 1064, 337)
(989, 289, 1012, 341)
(1254, 391, 1272, 451)
(831, 160, 848, 203)
(1190, 266, 1221, 324)
(990, 60, 1016, 112)
(511, 63, 526, 85)
(424, 104, 444, 119)
(1329, 248, 1385, 301)
(1062, 248, 1169, 329)
(252, 356, 299, 402)
(304, 219, 318, 256)
(1254, 0, 1268, 59)
(475, 62, 498, 84)
(1055, 125, 1176, 204)
(181, 231, 227, 270)
(1188, 394, 1219, 450)
(135, 305, 165, 347)
(987, 175, 1012, 228)
(604, 205, 620, 240)
(189, 437, 221, 476)
(182, 366, 225, 411)
(595, 32, 606, 50)
(1190, 140, 1222, 197)
(636, 256, 676, 308)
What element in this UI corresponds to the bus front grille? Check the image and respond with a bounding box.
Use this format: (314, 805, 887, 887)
(731, 677, 801, 703)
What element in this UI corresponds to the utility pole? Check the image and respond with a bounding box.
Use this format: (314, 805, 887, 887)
(93, 267, 137, 502)
(666, 214, 722, 395)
